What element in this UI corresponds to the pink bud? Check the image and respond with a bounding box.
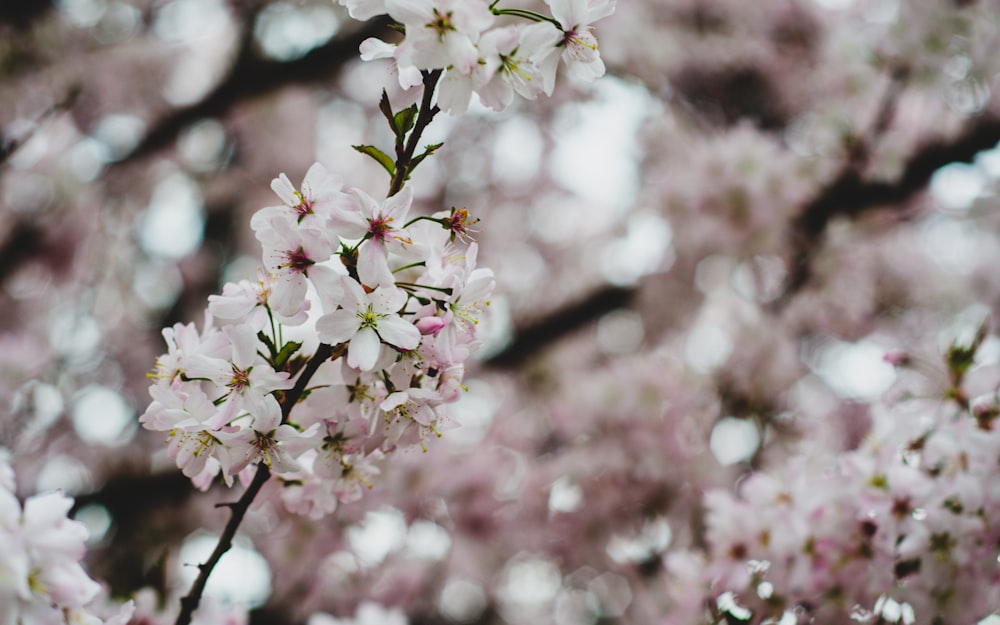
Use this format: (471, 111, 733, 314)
(416, 316, 447, 335)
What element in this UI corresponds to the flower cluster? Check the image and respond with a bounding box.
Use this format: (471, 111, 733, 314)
(347, 0, 616, 113)
(699, 352, 1000, 624)
(140, 162, 494, 518)
(0, 456, 134, 625)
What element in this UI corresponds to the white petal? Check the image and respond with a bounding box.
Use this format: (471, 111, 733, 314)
(348, 327, 381, 371)
(316, 309, 361, 345)
(377, 315, 421, 350)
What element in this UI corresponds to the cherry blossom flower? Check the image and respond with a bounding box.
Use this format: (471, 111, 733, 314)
(183, 323, 294, 428)
(254, 213, 336, 317)
(316, 278, 420, 371)
(476, 23, 562, 111)
(538, 0, 616, 94)
(385, 0, 493, 71)
(330, 186, 419, 288)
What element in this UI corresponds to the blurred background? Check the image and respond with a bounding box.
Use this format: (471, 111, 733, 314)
(3, 0, 1000, 623)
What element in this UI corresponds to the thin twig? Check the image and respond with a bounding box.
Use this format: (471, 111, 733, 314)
(388, 70, 442, 196)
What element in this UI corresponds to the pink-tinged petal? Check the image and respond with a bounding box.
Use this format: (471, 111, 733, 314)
(224, 324, 258, 370)
(301, 162, 338, 199)
(370, 285, 407, 314)
(39, 562, 101, 606)
(382, 185, 413, 221)
(380, 391, 409, 411)
(316, 309, 361, 345)
(270, 173, 298, 206)
(358, 241, 393, 289)
(416, 315, 446, 335)
(360, 37, 396, 61)
(270, 272, 308, 317)
(23, 491, 73, 527)
(348, 327, 381, 371)
(251, 394, 283, 432)
(377, 315, 421, 350)
(341, 275, 368, 309)
(308, 263, 347, 315)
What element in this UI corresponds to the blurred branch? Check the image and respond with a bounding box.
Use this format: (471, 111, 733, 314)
(483, 285, 637, 368)
(119, 15, 391, 164)
(0, 85, 80, 169)
(777, 111, 1000, 306)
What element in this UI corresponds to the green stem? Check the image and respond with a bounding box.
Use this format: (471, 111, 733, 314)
(491, 6, 562, 28)
(388, 70, 442, 197)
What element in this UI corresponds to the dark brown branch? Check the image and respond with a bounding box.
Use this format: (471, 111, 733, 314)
(483, 285, 637, 368)
(175, 463, 271, 625)
(777, 112, 1000, 305)
(121, 16, 390, 164)
(0, 85, 80, 168)
(175, 342, 335, 625)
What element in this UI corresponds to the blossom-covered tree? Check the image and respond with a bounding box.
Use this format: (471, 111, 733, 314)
(3, 0, 1000, 624)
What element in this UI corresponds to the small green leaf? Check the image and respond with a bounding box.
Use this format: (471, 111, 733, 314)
(378, 90, 394, 130)
(274, 341, 303, 370)
(407, 142, 445, 178)
(257, 331, 277, 359)
(352, 144, 395, 176)
(394, 105, 418, 138)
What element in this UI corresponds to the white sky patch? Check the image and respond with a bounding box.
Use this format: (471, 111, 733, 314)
(606, 517, 672, 564)
(918, 215, 986, 274)
(179, 532, 271, 607)
(49, 307, 101, 362)
(446, 379, 498, 448)
(550, 77, 652, 212)
(816, 339, 897, 400)
(57, 0, 106, 27)
(254, 2, 340, 62)
(439, 579, 488, 624)
(71, 384, 136, 446)
(710, 417, 760, 466)
(347, 507, 408, 567)
(930, 162, 986, 211)
(91, 114, 146, 161)
(810, 0, 855, 8)
(548, 476, 583, 514)
(406, 520, 452, 561)
(139, 172, 205, 259)
(156, 0, 236, 105)
(68, 138, 109, 182)
(179, 119, 228, 172)
(75, 503, 114, 546)
(36, 455, 94, 495)
(600, 212, 674, 286)
(493, 117, 544, 186)
(684, 320, 732, 373)
(497, 556, 562, 609)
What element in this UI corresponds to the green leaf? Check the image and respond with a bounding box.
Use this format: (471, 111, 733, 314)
(257, 331, 277, 359)
(378, 90, 394, 130)
(352, 144, 395, 176)
(274, 341, 303, 370)
(407, 142, 444, 178)
(393, 105, 418, 138)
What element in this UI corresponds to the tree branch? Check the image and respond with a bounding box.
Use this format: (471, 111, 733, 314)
(777, 112, 1000, 306)
(121, 16, 390, 165)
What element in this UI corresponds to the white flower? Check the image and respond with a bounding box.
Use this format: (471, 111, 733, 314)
(316, 277, 420, 371)
(539, 0, 615, 93)
(254, 213, 336, 317)
(184, 324, 294, 428)
(330, 186, 418, 288)
(476, 23, 562, 111)
(251, 162, 348, 230)
(386, 0, 493, 70)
